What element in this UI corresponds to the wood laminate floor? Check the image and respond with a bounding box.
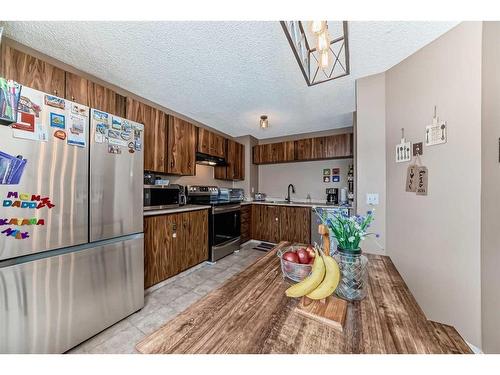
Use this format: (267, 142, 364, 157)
(66, 243, 265, 354)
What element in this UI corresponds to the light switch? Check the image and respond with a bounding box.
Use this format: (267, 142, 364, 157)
(366, 193, 379, 205)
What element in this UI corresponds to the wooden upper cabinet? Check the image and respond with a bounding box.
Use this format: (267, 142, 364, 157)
(215, 139, 244, 181)
(313, 134, 353, 159)
(1, 45, 65, 96)
(126, 98, 168, 173)
(253, 141, 295, 164)
(197, 128, 225, 158)
(253, 134, 353, 164)
(168, 116, 196, 176)
(65, 72, 89, 104)
(147, 108, 168, 173)
(295, 138, 314, 161)
(66, 72, 126, 116)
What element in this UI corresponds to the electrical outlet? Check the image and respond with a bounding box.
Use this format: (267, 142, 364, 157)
(366, 193, 379, 205)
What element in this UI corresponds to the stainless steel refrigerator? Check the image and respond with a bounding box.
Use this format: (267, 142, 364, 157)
(0, 84, 144, 353)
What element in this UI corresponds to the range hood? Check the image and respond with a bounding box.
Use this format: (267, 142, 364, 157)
(195, 152, 227, 166)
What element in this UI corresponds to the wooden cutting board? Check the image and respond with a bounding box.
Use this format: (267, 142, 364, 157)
(295, 296, 347, 332)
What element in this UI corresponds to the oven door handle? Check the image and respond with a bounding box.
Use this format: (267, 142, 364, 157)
(213, 204, 241, 214)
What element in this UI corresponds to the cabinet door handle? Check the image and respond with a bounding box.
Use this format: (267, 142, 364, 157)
(71, 96, 75, 101)
(275, 217, 279, 221)
(170, 161, 174, 168)
(53, 89, 58, 95)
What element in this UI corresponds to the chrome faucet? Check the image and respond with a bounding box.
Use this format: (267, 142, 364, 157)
(286, 184, 295, 203)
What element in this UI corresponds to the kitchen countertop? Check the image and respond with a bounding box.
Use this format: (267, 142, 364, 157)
(136, 242, 471, 354)
(242, 200, 353, 209)
(143, 205, 211, 216)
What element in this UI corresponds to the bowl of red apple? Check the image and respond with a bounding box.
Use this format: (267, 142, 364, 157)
(277, 245, 316, 282)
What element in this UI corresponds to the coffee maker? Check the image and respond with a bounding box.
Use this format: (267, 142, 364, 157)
(326, 188, 339, 205)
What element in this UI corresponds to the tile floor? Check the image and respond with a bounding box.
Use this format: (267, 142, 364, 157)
(67, 242, 266, 354)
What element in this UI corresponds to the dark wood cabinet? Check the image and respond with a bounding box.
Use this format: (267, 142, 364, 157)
(250, 204, 311, 244)
(65, 72, 89, 104)
(182, 210, 209, 269)
(215, 139, 245, 181)
(279, 206, 311, 244)
(66, 72, 126, 116)
(1, 45, 66, 96)
(253, 141, 295, 164)
(127, 98, 169, 173)
(253, 134, 353, 165)
(144, 209, 208, 289)
(240, 204, 252, 243)
(197, 128, 225, 158)
(252, 204, 281, 243)
(167, 116, 197, 176)
(312, 134, 353, 159)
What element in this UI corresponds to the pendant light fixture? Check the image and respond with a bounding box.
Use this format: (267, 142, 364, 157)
(310, 21, 326, 35)
(259, 115, 269, 129)
(280, 21, 350, 86)
(319, 49, 330, 69)
(316, 29, 331, 53)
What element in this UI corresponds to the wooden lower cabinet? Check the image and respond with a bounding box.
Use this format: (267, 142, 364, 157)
(279, 206, 311, 244)
(251, 204, 280, 243)
(251, 204, 311, 244)
(144, 209, 208, 289)
(240, 204, 252, 243)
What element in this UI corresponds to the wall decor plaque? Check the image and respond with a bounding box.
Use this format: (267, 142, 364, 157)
(405, 164, 417, 192)
(416, 166, 428, 196)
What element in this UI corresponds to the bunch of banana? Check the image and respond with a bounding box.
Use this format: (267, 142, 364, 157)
(285, 247, 341, 300)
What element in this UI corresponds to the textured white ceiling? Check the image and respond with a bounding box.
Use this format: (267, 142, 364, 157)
(1, 21, 458, 139)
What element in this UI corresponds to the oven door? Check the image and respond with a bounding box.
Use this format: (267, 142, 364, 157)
(212, 204, 241, 246)
(211, 204, 241, 262)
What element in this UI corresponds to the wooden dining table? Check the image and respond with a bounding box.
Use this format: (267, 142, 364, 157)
(136, 242, 472, 354)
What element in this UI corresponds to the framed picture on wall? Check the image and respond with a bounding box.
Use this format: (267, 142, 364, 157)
(332, 175, 340, 182)
(332, 168, 340, 175)
(323, 176, 330, 183)
(323, 168, 331, 176)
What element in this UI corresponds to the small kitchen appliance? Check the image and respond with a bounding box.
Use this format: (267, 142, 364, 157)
(326, 188, 339, 205)
(144, 183, 186, 210)
(253, 192, 267, 201)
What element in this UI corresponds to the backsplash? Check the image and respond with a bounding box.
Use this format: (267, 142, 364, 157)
(258, 158, 352, 202)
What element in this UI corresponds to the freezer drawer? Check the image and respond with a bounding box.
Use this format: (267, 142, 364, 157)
(0, 234, 144, 354)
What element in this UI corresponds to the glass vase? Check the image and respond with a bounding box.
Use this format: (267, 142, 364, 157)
(334, 247, 368, 301)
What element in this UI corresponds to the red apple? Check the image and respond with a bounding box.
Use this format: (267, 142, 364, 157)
(305, 245, 315, 259)
(283, 251, 299, 263)
(296, 248, 310, 264)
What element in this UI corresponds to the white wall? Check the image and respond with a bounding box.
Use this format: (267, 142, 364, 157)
(480, 21, 500, 353)
(355, 73, 386, 255)
(258, 158, 352, 202)
(384, 22, 482, 347)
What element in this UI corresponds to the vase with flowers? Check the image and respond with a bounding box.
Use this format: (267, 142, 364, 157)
(313, 208, 378, 301)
